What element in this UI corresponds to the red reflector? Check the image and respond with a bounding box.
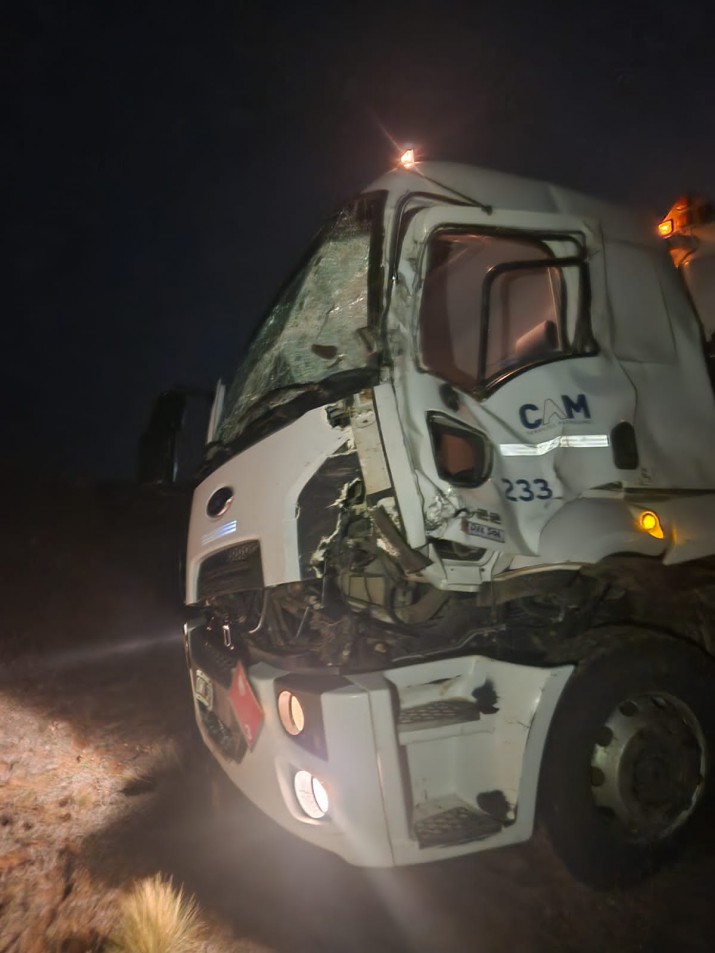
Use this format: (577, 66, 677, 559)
(229, 662, 264, 750)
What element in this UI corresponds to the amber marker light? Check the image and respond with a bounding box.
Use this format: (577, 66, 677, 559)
(639, 510, 664, 539)
(658, 218, 674, 238)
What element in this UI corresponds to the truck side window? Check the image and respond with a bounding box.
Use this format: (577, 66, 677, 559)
(484, 263, 563, 379)
(420, 232, 571, 390)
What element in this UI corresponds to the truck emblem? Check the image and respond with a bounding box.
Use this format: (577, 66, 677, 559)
(207, 485, 234, 518)
(519, 394, 591, 430)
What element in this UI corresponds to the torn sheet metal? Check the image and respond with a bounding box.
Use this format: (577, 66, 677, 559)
(349, 389, 392, 499)
(296, 440, 362, 579)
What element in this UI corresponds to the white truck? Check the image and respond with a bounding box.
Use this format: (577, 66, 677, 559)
(166, 159, 715, 886)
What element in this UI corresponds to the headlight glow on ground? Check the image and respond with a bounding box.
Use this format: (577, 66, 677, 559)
(278, 690, 305, 735)
(294, 769, 329, 819)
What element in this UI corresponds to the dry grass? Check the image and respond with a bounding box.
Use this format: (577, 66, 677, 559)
(105, 875, 204, 953)
(119, 739, 186, 797)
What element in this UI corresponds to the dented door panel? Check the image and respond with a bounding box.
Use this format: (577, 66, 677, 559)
(387, 206, 637, 585)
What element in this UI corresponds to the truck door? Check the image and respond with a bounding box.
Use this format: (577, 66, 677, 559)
(383, 204, 636, 580)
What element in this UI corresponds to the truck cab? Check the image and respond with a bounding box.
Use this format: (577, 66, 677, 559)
(181, 160, 715, 884)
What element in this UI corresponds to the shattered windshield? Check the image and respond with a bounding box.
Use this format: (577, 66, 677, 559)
(218, 193, 384, 445)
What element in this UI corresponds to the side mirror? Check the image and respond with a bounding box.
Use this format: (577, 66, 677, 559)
(137, 390, 188, 484)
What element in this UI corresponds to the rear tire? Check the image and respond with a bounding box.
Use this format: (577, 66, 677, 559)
(538, 631, 715, 887)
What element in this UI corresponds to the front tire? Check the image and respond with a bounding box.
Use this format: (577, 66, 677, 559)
(538, 631, 714, 887)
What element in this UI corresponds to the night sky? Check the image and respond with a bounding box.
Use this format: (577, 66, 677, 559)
(8, 0, 715, 479)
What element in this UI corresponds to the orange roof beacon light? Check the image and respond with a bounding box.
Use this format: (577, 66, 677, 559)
(658, 218, 674, 238)
(400, 146, 416, 170)
(658, 194, 715, 238)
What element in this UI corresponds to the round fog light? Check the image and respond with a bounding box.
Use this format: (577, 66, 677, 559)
(278, 691, 305, 735)
(294, 770, 329, 819)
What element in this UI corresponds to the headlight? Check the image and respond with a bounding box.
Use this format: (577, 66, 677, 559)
(293, 770, 329, 819)
(273, 675, 343, 759)
(278, 690, 305, 736)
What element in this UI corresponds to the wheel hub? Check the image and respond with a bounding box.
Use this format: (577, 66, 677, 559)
(590, 692, 706, 843)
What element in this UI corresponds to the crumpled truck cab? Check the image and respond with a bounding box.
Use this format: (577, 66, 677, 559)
(182, 161, 715, 881)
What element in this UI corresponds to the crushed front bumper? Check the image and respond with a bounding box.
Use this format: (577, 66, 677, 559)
(185, 618, 572, 867)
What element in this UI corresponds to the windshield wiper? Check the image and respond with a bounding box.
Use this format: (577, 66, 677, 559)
(200, 368, 379, 477)
(240, 368, 379, 434)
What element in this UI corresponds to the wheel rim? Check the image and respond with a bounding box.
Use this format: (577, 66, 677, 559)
(590, 692, 707, 843)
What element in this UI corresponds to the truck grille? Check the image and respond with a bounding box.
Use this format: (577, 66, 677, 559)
(197, 540, 263, 600)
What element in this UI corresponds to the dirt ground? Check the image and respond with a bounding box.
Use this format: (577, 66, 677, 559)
(2, 476, 715, 952)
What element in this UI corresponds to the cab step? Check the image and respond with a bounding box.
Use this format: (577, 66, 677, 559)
(398, 698, 480, 732)
(412, 797, 502, 849)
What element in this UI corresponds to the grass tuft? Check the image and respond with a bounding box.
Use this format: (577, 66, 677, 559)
(106, 874, 203, 953)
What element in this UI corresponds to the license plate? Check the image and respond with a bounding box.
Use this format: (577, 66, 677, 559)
(229, 662, 264, 750)
(193, 668, 214, 709)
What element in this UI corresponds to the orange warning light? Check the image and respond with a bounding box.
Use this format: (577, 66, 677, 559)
(639, 510, 664, 539)
(658, 218, 674, 238)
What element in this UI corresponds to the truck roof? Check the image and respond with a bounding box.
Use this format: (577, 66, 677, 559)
(366, 161, 653, 244)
